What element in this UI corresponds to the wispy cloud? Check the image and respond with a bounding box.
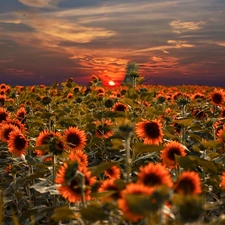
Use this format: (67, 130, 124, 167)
(133, 40, 194, 54)
(170, 20, 206, 34)
(18, 0, 60, 8)
(3, 68, 34, 76)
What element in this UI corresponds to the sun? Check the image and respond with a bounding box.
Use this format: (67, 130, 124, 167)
(109, 80, 115, 86)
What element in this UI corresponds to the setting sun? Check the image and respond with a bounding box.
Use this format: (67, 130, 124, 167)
(109, 80, 115, 86)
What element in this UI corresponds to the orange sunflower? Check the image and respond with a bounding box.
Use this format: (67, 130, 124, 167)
(135, 119, 163, 145)
(160, 141, 186, 169)
(7, 128, 28, 157)
(0, 107, 10, 123)
(66, 93, 73, 99)
(0, 123, 18, 142)
(15, 107, 26, 123)
(111, 102, 129, 112)
(137, 162, 173, 188)
(104, 166, 121, 180)
(0, 95, 6, 106)
(69, 150, 88, 168)
(2, 118, 26, 133)
(35, 130, 63, 156)
(55, 162, 96, 203)
(94, 119, 114, 139)
(64, 126, 87, 151)
(98, 178, 122, 201)
(174, 171, 202, 195)
(217, 126, 225, 143)
(220, 172, 225, 191)
(211, 89, 224, 106)
(117, 183, 155, 222)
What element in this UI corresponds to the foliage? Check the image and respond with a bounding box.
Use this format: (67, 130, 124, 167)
(0, 79, 225, 224)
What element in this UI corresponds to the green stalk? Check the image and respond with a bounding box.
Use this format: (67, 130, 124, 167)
(125, 132, 132, 183)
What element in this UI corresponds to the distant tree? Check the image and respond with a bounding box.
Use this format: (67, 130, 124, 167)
(123, 62, 143, 87)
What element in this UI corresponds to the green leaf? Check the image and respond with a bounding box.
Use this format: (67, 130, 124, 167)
(176, 119, 193, 127)
(50, 206, 77, 222)
(119, 98, 138, 108)
(197, 158, 223, 174)
(189, 134, 202, 142)
(175, 155, 199, 170)
(133, 142, 163, 157)
(140, 91, 155, 102)
(111, 138, 123, 149)
(91, 162, 118, 176)
(200, 140, 223, 150)
(80, 202, 108, 222)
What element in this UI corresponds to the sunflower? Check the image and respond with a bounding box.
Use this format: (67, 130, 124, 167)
(211, 89, 224, 106)
(160, 141, 186, 169)
(64, 126, 87, 151)
(174, 171, 202, 195)
(98, 178, 122, 201)
(111, 102, 129, 112)
(0, 95, 6, 106)
(35, 130, 63, 156)
(220, 172, 225, 191)
(15, 107, 26, 123)
(135, 119, 163, 145)
(2, 118, 26, 133)
(55, 162, 96, 203)
(66, 93, 73, 99)
(0, 123, 18, 142)
(7, 128, 28, 157)
(94, 119, 114, 139)
(217, 126, 225, 143)
(117, 183, 155, 222)
(137, 162, 173, 188)
(69, 150, 88, 168)
(220, 108, 225, 118)
(104, 166, 121, 180)
(0, 107, 10, 123)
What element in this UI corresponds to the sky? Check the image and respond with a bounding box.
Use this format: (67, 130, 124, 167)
(0, 0, 225, 87)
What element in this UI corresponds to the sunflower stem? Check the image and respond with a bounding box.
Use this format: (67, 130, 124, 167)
(77, 171, 86, 208)
(52, 154, 57, 206)
(125, 132, 132, 183)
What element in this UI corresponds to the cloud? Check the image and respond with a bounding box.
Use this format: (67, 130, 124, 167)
(133, 40, 194, 54)
(3, 68, 34, 76)
(170, 20, 206, 34)
(0, 60, 12, 63)
(18, 0, 59, 8)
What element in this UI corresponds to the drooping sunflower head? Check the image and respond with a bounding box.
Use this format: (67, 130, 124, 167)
(0, 95, 6, 106)
(35, 130, 63, 156)
(211, 89, 224, 105)
(220, 172, 225, 191)
(0, 123, 18, 142)
(98, 178, 122, 201)
(217, 126, 225, 143)
(0, 107, 10, 123)
(15, 107, 26, 123)
(160, 141, 186, 169)
(94, 119, 114, 139)
(2, 118, 26, 134)
(135, 119, 163, 145)
(55, 163, 96, 203)
(69, 150, 88, 168)
(7, 127, 28, 157)
(137, 162, 173, 188)
(64, 126, 87, 151)
(174, 171, 202, 195)
(111, 102, 129, 112)
(117, 183, 155, 223)
(104, 166, 121, 180)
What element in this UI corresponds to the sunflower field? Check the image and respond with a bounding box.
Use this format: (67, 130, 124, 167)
(1, 76, 225, 225)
